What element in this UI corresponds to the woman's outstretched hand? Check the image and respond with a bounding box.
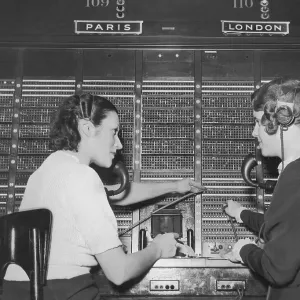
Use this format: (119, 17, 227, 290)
(176, 178, 207, 194)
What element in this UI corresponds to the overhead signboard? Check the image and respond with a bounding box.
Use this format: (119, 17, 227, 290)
(0, 0, 298, 45)
(221, 20, 290, 36)
(74, 20, 143, 35)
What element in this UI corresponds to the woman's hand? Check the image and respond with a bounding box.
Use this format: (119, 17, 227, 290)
(151, 233, 180, 258)
(176, 178, 207, 194)
(224, 200, 246, 223)
(224, 238, 256, 263)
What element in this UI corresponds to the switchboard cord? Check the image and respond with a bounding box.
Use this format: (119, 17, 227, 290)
(235, 286, 245, 300)
(222, 205, 245, 299)
(256, 221, 266, 245)
(118, 192, 195, 237)
(228, 216, 239, 242)
(222, 205, 238, 242)
(280, 125, 287, 170)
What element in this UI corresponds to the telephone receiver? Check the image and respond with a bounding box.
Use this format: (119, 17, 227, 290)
(241, 153, 277, 194)
(105, 161, 130, 197)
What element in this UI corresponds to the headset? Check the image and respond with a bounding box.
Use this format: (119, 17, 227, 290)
(275, 101, 295, 170)
(241, 99, 295, 192)
(78, 94, 130, 196)
(275, 104, 295, 128)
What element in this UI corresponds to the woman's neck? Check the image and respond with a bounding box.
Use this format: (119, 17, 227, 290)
(281, 125, 300, 163)
(63, 149, 90, 165)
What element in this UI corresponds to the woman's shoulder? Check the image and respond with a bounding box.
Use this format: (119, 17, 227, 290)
(65, 162, 101, 185)
(39, 151, 103, 185)
(283, 158, 300, 176)
(275, 158, 300, 196)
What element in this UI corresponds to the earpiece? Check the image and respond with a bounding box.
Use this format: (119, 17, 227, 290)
(241, 153, 277, 194)
(105, 161, 130, 197)
(276, 105, 295, 127)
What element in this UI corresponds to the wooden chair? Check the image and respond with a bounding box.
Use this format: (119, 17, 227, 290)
(0, 209, 52, 300)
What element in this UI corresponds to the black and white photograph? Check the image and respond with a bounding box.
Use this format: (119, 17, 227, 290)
(0, 1, 300, 299)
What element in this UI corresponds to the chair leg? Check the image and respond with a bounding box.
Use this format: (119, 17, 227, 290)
(0, 277, 3, 297)
(42, 232, 48, 286)
(31, 228, 42, 300)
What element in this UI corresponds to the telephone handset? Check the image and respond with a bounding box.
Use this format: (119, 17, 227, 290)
(105, 161, 130, 197)
(241, 153, 277, 194)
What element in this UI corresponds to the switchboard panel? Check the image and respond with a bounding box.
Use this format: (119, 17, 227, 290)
(2, 49, 288, 298)
(14, 79, 76, 211)
(0, 79, 14, 216)
(201, 80, 256, 257)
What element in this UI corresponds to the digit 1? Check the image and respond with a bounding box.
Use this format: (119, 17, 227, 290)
(233, 0, 243, 8)
(86, 0, 100, 7)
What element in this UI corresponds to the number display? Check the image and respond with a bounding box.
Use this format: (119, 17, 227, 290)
(233, 0, 253, 8)
(86, 0, 110, 8)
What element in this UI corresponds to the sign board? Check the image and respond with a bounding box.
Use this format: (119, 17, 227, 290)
(0, 0, 299, 45)
(74, 20, 143, 35)
(222, 20, 290, 36)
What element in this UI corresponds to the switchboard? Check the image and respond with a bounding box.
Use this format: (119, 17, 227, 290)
(1, 49, 284, 298)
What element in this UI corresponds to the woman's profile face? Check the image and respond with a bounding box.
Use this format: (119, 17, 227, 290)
(89, 111, 123, 168)
(252, 110, 281, 157)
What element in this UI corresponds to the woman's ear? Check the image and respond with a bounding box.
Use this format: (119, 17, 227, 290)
(78, 119, 95, 137)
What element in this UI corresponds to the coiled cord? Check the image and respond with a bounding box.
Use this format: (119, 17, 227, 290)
(235, 286, 245, 300)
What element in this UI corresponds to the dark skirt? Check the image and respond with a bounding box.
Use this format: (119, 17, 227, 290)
(2, 273, 102, 300)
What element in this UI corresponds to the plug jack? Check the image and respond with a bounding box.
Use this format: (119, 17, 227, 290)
(216, 280, 246, 291)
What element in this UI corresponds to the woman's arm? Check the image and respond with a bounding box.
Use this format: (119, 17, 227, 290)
(240, 218, 300, 286)
(225, 200, 265, 233)
(96, 244, 160, 285)
(68, 167, 179, 286)
(95, 233, 178, 286)
(240, 161, 300, 286)
(240, 210, 265, 233)
(106, 179, 207, 206)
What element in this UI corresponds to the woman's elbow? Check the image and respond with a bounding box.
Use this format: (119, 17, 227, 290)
(106, 270, 126, 286)
(103, 262, 127, 286)
(96, 247, 128, 286)
(109, 276, 126, 286)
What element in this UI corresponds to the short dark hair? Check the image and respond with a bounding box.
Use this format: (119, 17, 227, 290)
(49, 93, 118, 151)
(251, 77, 300, 134)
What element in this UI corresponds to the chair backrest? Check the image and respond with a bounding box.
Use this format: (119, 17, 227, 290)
(0, 209, 52, 298)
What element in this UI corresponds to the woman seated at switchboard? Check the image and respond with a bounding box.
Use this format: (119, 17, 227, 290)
(3, 93, 205, 300)
(224, 77, 300, 300)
